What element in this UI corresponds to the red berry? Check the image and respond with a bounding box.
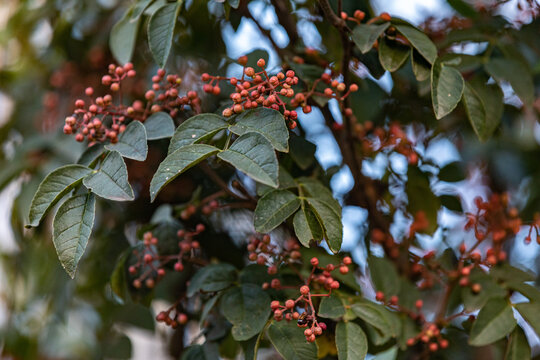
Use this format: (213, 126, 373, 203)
(177, 313, 188, 324)
(271, 300, 280, 310)
(330, 281, 340, 289)
(310, 257, 319, 266)
(300, 285, 310, 295)
(339, 266, 349, 274)
(380, 12, 391, 21)
(415, 299, 423, 309)
(257, 58, 266, 67)
(343, 256, 352, 265)
(285, 300, 295, 309)
(174, 262, 184, 272)
(375, 291, 385, 302)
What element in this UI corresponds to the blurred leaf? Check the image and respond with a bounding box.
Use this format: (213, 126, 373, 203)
(352, 23, 390, 53)
(110, 248, 131, 303)
(505, 326, 530, 360)
(187, 263, 237, 297)
(440, 194, 463, 212)
(485, 57, 534, 106)
(27, 165, 92, 227)
(368, 256, 400, 296)
(218, 133, 279, 188)
(200, 293, 221, 327)
(144, 112, 175, 140)
(439, 161, 466, 182)
(515, 302, 540, 337)
(181, 344, 220, 360)
(379, 37, 410, 72)
(446, 0, 478, 18)
(220, 284, 271, 341)
(431, 60, 464, 119)
(168, 113, 227, 154)
(406, 167, 440, 234)
(83, 151, 135, 201)
(254, 190, 300, 233)
(267, 321, 318, 360)
(395, 24, 437, 64)
(105, 121, 148, 161)
(230, 108, 289, 153)
(462, 268, 506, 311)
(52, 193, 96, 278)
(110, 7, 140, 65)
(131, 0, 154, 20)
(289, 135, 316, 170)
(469, 298, 516, 346)
(150, 144, 220, 201)
(336, 322, 368, 360)
(148, 2, 182, 67)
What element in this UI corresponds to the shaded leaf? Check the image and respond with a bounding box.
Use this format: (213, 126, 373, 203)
(148, 2, 182, 67)
(336, 322, 368, 360)
(440, 194, 463, 212)
(267, 321, 318, 360)
(105, 120, 148, 161)
(52, 193, 96, 278)
(462, 80, 504, 141)
(368, 256, 400, 296)
(306, 198, 343, 253)
(431, 60, 464, 119)
(485, 57, 534, 106)
(411, 49, 431, 81)
(406, 167, 440, 234)
(439, 161, 466, 182)
(187, 263, 237, 297)
(110, 7, 140, 65)
(77, 143, 104, 166)
(293, 205, 324, 247)
(168, 113, 227, 154)
(505, 326, 530, 360)
(469, 298, 516, 346)
(254, 190, 300, 233)
(352, 23, 390, 54)
(379, 37, 410, 72)
(83, 151, 135, 201)
(289, 135, 316, 170)
(515, 302, 540, 337)
(229, 108, 289, 152)
(144, 112, 175, 140)
(351, 300, 393, 338)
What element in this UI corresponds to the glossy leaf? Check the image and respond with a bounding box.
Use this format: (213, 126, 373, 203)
(336, 322, 368, 360)
(220, 284, 270, 341)
(187, 263, 237, 297)
(168, 113, 227, 154)
(431, 60, 464, 119)
(148, 2, 181, 68)
(378, 37, 410, 72)
(144, 112, 175, 140)
(469, 298, 516, 346)
(293, 205, 324, 247)
(105, 120, 148, 161)
(150, 144, 220, 201)
(52, 193, 96, 278)
(110, 7, 140, 65)
(306, 198, 342, 253)
(352, 23, 390, 54)
(395, 24, 437, 64)
(253, 190, 300, 233)
(229, 108, 289, 152)
(27, 165, 92, 227)
(218, 133, 278, 188)
(83, 151, 134, 201)
(267, 321, 318, 360)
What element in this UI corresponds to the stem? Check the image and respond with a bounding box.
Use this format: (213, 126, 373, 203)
(253, 319, 272, 360)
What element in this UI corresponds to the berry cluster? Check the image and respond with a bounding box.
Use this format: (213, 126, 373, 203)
(269, 256, 352, 342)
(156, 302, 189, 329)
(128, 226, 204, 289)
(201, 57, 359, 128)
(247, 235, 302, 280)
(64, 64, 201, 145)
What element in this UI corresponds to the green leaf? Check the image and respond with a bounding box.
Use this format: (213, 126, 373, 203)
(485, 57, 534, 106)
(150, 144, 220, 201)
(288, 135, 316, 170)
(229, 108, 289, 153)
(515, 302, 540, 337)
(168, 113, 227, 154)
(77, 143, 104, 166)
(187, 263, 237, 297)
(200, 294, 221, 327)
(110, 248, 131, 303)
(267, 321, 318, 360)
(27, 165, 93, 227)
(254, 190, 300, 233)
(431, 60, 464, 119)
(368, 256, 400, 296)
(439, 161, 466, 182)
(352, 23, 390, 54)
(462, 80, 504, 141)
(181, 344, 220, 360)
(351, 301, 393, 338)
(52, 193, 96, 278)
(144, 112, 175, 140)
(148, 2, 182, 68)
(411, 49, 431, 81)
(504, 326, 530, 360)
(306, 198, 343, 253)
(469, 298, 516, 346)
(220, 284, 271, 341)
(131, 0, 154, 20)
(406, 167, 440, 234)
(318, 294, 346, 319)
(490, 264, 535, 283)
(506, 282, 540, 303)
(83, 151, 135, 201)
(105, 121, 148, 161)
(440, 194, 463, 212)
(394, 24, 437, 64)
(293, 205, 324, 247)
(256, 165, 296, 197)
(462, 268, 506, 311)
(218, 133, 279, 188)
(336, 322, 368, 360)
(297, 177, 341, 215)
(110, 7, 140, 65)
(378, 37, 410, 72)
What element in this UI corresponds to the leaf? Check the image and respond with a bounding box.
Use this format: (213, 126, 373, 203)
(440, 194, 463, 212)
(288, 135, 316, 170)
(77, 143, 104, 166)
(306, 198, 343, 253)
(351, 301, 393, 338)
(220, 284, 271, 341)
(293, 205, 324, 247)
(336, 322, 368, 360)
(515, 302, 540, 337)
(411, 49, 431, 81)
(462, 80, 504, 141)
(431, 60, 464, 119)
(352, 23, 390, 54)
(406, 167, 440, 234)
(368, 256, 400, 296)
(83, 151, 135, 201)
(254, 190, 300, 233)
(395, 24, 437, 64)
(200, 294, 221, 327)
(168, 114, 228, 154)
(105, 121, 148, 161)
(131, 0, 154, 21)
(504, 326, 530, 360)
(110, 248, 131, 303)
(439, 161, 466, 182)
(229, 108, 289, 152)
(462, 268, 506, 311)
(187, 263, 237, 297)
(490, 263, 535, 283)
(52, 193, 96, 278)
(318, 294, 346, 319)
(27, 165, 93, 227)
(150, 144, 220, 202)
(296, 177, 341, 215)
(378, 37, 410, 72)
(148, 2, 182, 68)
(181, 344, 220, 360)
(267, 321, 318, 360)
(110, 7, 140, 65)
(485, 57, 534, 106)
(469, 298, 516, 346)
(218, 133, 279, 188)
(144, 112, 175, 140)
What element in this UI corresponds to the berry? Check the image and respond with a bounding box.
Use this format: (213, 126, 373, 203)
(390, 295, 398, 305)
(339, 266, 349, 274)
(310, 257, 319, 266)
(330, 281, 340, 289)
(285, 299, 295, 309)
(300, 285, 310, 295)
(257, 58, 266, 67)
(271, 301, 280, 310)
(415, 299, 423, 309)
(380, 12, 391, 21)
(375, 291, 385, 302)
(177, 313, 188, 324)
(343, 256, 352, 265)
(174, 262, 184, 272)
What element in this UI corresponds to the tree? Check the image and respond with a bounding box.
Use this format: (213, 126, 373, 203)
(2, 0, 540, 359)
